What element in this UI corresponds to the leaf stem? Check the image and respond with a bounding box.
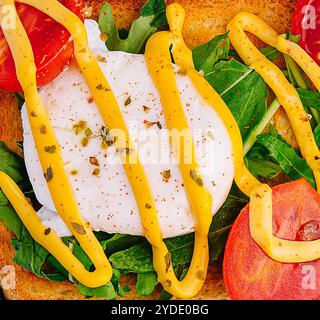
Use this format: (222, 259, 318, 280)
(243, 98, 281, 155)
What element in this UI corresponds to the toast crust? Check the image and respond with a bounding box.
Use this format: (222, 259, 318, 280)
(0, 0, 297, 300)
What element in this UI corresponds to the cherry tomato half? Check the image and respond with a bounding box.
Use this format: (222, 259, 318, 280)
(0, 0, 84, 92)
(223, 179, 320, 300)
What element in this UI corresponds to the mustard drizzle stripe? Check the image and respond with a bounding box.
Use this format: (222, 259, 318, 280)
(227, 12, 320, 263)
(0, 0, 112, 288)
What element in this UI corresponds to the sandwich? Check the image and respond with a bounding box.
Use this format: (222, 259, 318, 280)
(1, 0, 319, 300)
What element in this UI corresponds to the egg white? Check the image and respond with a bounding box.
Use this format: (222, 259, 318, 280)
(21, 20, 234, 238)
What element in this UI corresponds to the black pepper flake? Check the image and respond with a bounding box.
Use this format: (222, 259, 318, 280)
(124, 96, 132, 106)
(143, 105, 150, 113)
(71, 222, 86, 235)
(30, 111, 37, 117)
(44, 228, 51, 236)
(145, 203, 152, 209)
(144, 120, 162, 129)
(44, 166, 53, 182)
(165, 252, 172, 273)
(190, 169, 203, 187)
(89, 156, 99, 166)
(44, 145, 57, 153)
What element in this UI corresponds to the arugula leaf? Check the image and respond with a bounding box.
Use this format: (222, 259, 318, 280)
(15, 93, 25, 110)
(257, 134, 316, 188)
(193, 33, 229, 73)
(314, 123, 320, 148)
(246, 158, 282, 179)
(297, 88, 320, 111)
(98, 0, 167, 54)
(260, 46, 282, 61)
(136, 272, 158, 296)
(12, 226, 49, 277)
(103, 233, 142, 256)
(205, 59, 268, 137)
(77, 282, 117, 300)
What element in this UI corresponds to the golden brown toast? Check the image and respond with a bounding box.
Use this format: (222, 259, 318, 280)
(0, 0, 297, 300)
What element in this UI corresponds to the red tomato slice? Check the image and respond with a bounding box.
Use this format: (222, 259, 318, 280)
(223, 179, 320, 300)
(292, 0, 320, 65)
(0, 0, 84, 92)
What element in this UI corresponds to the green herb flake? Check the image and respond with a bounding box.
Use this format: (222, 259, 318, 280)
(96, 83, 110, 91)
(81, 137, 89, 147)
(85, 128, 93, 138)
(190, 169, 204, 187)
(71, 222, 86, 235)
(44, 145, 57, 154)
(165, 252, 172, 273)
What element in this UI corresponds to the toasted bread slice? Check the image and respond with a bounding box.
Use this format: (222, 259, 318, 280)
(0, 0, 297, 300)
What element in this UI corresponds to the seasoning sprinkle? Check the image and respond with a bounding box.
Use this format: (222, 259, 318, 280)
(44, 228, 51, 236)
(30, 111, 37, 117)
(162, 170, 171, 181)
(124, 96, 132, 106)
(190, 169, 204, 187)
(196, 270, 206, 281)
(165, 252, 172, 273)
(85, 127, 93, 138)
(71, 222, 86, 235)
(44, 145, 57, 153)
(164, 280, 172, 288)
(40, 124, 47, 134)
(96, 83, 110, 91)
(145, 203, 152, 209)
(92, 168, 100, 176)
(44, 166, 53, 182)
(89, 156, 99, 166)
(97, 54, 106, 62)
(81, 137, 89, 147)
(144, 120, 162, 129)
(70, 170, 78, 176)
(143, 105, 150, 113)
(100, 32, 108, 41)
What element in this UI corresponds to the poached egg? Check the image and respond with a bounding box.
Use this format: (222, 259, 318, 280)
(21, 20, 234, 238)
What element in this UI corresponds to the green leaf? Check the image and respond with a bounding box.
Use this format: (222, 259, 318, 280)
(98, 0, 167, 54)
(12, 226, 49, 277)
(15, 93, 25, 110)
(205, 59, 268, 137)
(297, 88, 320, 111)
(77, 282, 117, 300)
(257, 134, 316, 188)
(136, 272, 158, 296)
(193, 33, 230, 73)
(314, 123, 320, 148)
(246, 158, 282, 179)
(260, 46, 282, 61)
(103, 233, 142, 256)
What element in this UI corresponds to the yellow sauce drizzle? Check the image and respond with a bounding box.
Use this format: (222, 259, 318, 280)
(227, 12, 320, 262)
(0, 1, 213, 298)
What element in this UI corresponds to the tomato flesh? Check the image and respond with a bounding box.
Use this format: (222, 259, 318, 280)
(0, 0, 84, 92)
(223, 179, 320, 300)
(292, 0, 320, 65)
